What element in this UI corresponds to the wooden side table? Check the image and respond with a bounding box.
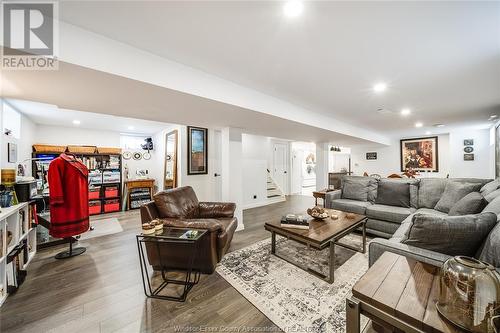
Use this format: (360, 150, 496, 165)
(124, 179, 155, 210)
(346, 252, 462, 333)
(312, 189, 334, 207)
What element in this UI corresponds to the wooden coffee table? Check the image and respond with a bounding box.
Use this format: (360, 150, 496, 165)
(346, 252, 462, 333)
(264, 209, 366, 283)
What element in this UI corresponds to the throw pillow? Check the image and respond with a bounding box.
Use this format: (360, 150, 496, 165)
(375, 180, 410, 208)
(417, 178, 447, 209)
(341, 176, 378, 202)
(402, 212, 497, 256)
(483, 195, 500, 216)
(484, 188, 500, 203)
(448, 192, 487, 216)
(434, 182, 482, 213)
(480, 178, 500, 197)
(477, 223, 500, 267)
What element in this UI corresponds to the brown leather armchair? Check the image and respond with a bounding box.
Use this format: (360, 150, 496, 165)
(140, 186, 238, 274)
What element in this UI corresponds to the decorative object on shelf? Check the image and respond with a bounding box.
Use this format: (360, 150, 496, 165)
(464, 154, 475, 161)
(142, 152, 151, 160)
(141, 137, 154, 151)
(366, 152, 377, 160)
(187, 126, 208, 175)
(400, 136, 439, 172)
(436, 256, 500, 333)
(133, 152, 142, 160)
(0, 190, 12, 208)
(330, 146, 341, 152)
(464, 146, 474, 153)
(307, 206, 329, 220)
(7, 143, 17, 163)
(402, 167, 420, 178)
(464, 139, 474, 146)
(122, 151, 132, 160)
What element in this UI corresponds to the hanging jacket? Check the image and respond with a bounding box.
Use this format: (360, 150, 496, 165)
(48, 153, 89, 238)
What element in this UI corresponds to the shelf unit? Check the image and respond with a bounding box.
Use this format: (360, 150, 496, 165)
(32, 148, 123, 216)
(0, 202, 37, 307)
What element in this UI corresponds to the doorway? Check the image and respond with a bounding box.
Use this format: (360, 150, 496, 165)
(212, 130, 222, 201)
(273, 142, 288, 194)
(291, 142, 316, 196)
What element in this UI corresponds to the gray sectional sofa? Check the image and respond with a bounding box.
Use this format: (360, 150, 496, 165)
(325, 176, 500, 270)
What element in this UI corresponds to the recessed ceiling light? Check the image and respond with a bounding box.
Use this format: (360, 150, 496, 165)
(283, 1, 303, 18)
(373, 82, 387, 93)
(425, 131, 431, 135)
(72, 120, 80, 125)
(401, 108, 411, 116)
(415, 122, 423, 128)
(128, 126, 135, 130)
(434, 124, 445, 128)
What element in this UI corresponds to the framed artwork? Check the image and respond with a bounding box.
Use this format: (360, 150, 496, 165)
(463, 139, 474, 146)
(366, 152, 377, 160)
(463, 146, 474, 153)
(7, 142, 17, 163)
(187, 126, 208, 175)
(400, 136, 439, 172)
(464, 154, 474, 161)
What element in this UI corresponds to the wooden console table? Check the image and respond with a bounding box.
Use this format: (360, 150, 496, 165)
(346, 252, 462, 333)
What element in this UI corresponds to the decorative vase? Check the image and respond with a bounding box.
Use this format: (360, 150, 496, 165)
(436, 256, 500, 333)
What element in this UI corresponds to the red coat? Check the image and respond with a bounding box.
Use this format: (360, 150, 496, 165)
(48, 153, 90, 238)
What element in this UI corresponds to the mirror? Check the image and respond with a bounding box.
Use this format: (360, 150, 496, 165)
(164, 130, 178, 190)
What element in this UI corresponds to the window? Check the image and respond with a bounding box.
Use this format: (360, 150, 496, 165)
(3, 102, 21, 139)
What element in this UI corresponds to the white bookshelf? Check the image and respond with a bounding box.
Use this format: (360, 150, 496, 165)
(0, 202, 37, 307)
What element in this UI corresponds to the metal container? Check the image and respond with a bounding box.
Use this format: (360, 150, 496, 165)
(437, 256, 500, 333)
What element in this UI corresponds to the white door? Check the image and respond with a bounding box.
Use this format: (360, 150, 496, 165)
(212, 130, 222, 201)
(291, 149, 303, 194)
(273, 143, 288, 193)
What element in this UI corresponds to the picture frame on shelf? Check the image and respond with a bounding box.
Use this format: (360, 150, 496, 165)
(464, 154, 474, 161)
(366, 152, 377, 160)
(187, 126, 208, 175)
(463, 139, 474, 146)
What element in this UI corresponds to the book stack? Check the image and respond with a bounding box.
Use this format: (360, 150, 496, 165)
(280, 214, 310, 230)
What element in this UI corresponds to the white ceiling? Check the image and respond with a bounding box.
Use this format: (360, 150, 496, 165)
(58, 1, 500, 135)
(5, 99, 172, 136)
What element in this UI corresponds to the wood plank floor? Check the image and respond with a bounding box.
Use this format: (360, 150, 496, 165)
(0, 195, 315, 333)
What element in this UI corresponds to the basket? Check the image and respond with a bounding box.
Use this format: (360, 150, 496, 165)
(1, 169, 16, 184)
(66, 145, 97, 154)
(97, 147, 122, 155)
(32, 144, 66, 153)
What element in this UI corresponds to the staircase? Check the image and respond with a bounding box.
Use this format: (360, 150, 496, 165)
(267, 172, 285, 203)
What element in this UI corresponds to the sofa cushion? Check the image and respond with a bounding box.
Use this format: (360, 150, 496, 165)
(366, 218, 401, 237)
(448, 192, 487, 216)
(366, 204, 415, 223)
(341, 176, 378, 202)
(375, 179, 410, 208)
(480, 178, 500, 197)
(478, 223, 500, 267)
(434, 182, 482, 213)
(401, 212, 497, 257)
(417, 178, 447, 209)
(330, 199, 371, 215)
(484, 188, 500, 203)
(415, 207, 448, 216)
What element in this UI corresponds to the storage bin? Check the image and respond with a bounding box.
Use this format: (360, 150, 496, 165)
(66, 145, 97, 154)
(102, 170, 120, 184)
(104, 199, 120, 213)
(32, 144, 66, 153)
(88, 186, 101, 200)
(97, 147, 122, 154)
(89, 200, 102, 215)
(104, 186, 119, 198)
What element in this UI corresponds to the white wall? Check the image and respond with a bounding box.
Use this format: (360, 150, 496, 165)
(35, 125, 121, 146)
(350, 130, 491, 179)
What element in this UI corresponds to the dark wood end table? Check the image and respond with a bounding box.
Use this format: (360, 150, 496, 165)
(136, 227, 207, 302)
(265, 209, 366, 283)
(312, 188, 335, 207)
(346, 252, 463, 333)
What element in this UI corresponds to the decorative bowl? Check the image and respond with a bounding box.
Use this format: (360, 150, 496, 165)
(436, 256, 500, 333)
(307, 206, 329, 220)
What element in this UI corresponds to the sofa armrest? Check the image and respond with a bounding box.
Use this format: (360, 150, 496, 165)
(198, 202, 236, 218)
(160, 218, 223, 233)
(369, 238, 451, 268)
(140, 201, 159, 223)
(324, 190, 341, 208)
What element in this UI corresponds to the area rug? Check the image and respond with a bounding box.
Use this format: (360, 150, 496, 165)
(216, 235, 369, 333)
(79, 217, 124, 240)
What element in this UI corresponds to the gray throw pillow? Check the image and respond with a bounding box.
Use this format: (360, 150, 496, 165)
(448, 192, 487, 216)
(402, 212, 497, 256)
(341, 176, 378, 202)
(484, 188, 500, 203)
(483, 195, 500, 216)
(417, 178, 447, 209)
(477, 223, 500, 267)
(480, 178, 500, 197)
(434, 182, 482, 213)
(375, 180, 410, 208)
